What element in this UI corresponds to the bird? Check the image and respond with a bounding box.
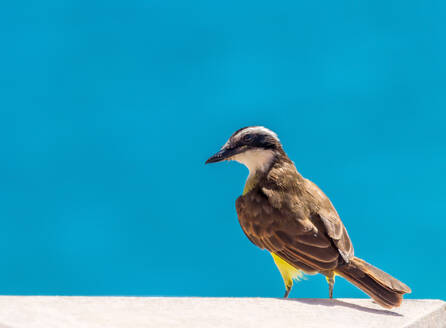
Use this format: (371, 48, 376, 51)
(205, 126, 411, 308)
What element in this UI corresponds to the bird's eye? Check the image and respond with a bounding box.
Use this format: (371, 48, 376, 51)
(243, 134, 253, 142)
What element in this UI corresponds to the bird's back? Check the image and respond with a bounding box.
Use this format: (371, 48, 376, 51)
(236, 159, 353, 273)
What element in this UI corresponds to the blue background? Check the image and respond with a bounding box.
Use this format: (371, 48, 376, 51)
(1, 1, 445, 300)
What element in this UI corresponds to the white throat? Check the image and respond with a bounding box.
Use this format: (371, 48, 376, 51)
(232, 149, 275, 177)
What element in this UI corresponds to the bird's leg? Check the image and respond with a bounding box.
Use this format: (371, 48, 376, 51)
(328, 279, 334, 299)
(283, 280, 293, 298)
(325, 272, 335, 299)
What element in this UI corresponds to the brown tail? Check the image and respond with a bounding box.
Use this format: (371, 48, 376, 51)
(336, 256, 411, 308)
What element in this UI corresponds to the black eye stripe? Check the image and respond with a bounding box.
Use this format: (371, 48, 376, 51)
(243, 134, 253, 141)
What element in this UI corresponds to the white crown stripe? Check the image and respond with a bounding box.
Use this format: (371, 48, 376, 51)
(233, 126, 279, 141)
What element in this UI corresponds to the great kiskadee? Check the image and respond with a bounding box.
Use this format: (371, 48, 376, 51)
(205, 126, 411, 308)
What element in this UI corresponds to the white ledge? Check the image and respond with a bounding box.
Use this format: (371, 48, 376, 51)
(0, 296, 444, 328)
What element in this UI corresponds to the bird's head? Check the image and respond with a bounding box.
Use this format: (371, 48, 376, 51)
(205, 126, 282, 174)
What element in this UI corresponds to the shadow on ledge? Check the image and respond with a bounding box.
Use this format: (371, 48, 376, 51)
(280, 298, 403, 317)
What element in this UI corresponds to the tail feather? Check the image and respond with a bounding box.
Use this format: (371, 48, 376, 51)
(336, 257, 411, 308)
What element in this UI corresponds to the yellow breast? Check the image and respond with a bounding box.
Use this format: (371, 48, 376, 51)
(271, 252, 304, 290)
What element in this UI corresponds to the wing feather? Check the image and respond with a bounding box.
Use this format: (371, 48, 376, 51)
(236, 193, 340, 272)
(235, 164, 354, 273)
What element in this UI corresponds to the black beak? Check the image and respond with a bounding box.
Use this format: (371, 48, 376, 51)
(205, 147, 239, 164)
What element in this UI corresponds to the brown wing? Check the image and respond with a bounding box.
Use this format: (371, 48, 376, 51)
(302, 179, 354, 262)
(236, 187, 343, 273)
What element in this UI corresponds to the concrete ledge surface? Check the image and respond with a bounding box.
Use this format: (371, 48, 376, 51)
(0, 296, 444, 328)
